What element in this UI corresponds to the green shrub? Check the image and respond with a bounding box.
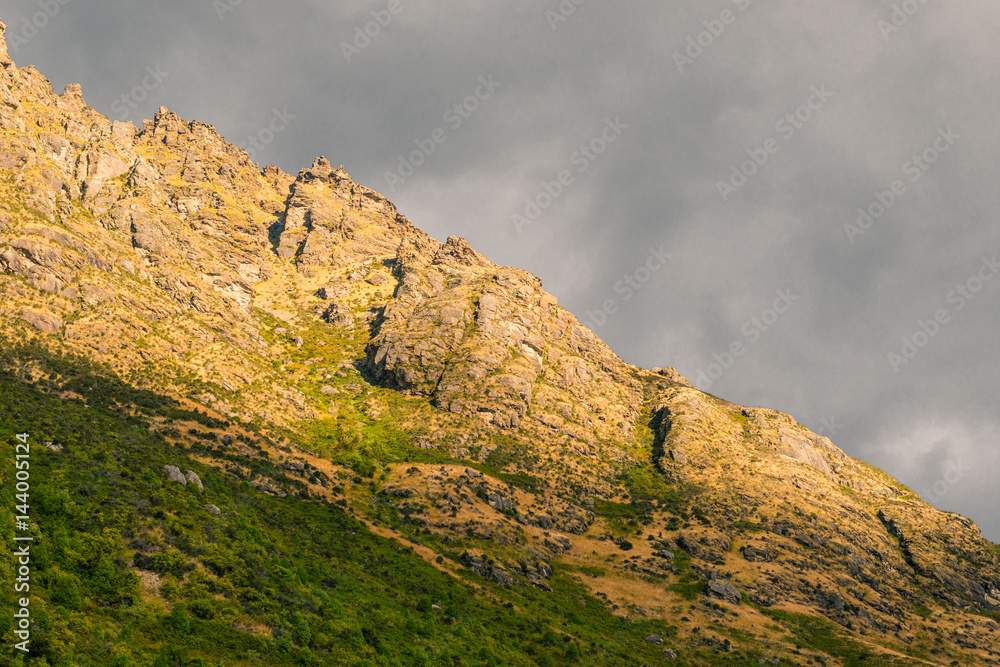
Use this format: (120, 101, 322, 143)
(169, 604, 191, 635)
(188, 599, 216, 620)
(50, 573, 83, 611)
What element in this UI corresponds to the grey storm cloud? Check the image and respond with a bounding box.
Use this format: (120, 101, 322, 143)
(3, 0, 998, 540)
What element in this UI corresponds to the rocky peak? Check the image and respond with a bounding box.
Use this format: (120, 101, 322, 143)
(433, 235, 490, 268)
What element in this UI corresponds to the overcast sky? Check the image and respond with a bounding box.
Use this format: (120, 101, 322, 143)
(3, 0, 998, 540)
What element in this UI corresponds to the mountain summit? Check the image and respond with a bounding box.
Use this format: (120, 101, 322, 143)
(1, 18, 998, 665)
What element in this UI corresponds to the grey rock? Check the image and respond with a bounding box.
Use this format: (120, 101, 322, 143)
(316, 284, 348, 300)
(544, 536, 572, 554)
(743, 545, 773, 563)
(645, 635, 664, 645)
(164, 465, 187, 485)
(80, 284, 112, 307)
(185, 471, 203, 491)
(33, 273, 61, 294)
(204, 504, 221, 515)
(284, 461, 305, 472)
(383, 486, 417, 498)
(321, 303, 354, 326)
(460, 552, 515, 587)
(132, 219, 169, 253)
(664, 649, 678, 659)
(777, 432, 833, 477)
(669, 449, 688, 464)
(250, 481, 285, 497)
(21, 309, 63, 334)
(487, 493, 514, 512)
(707, 579, 741, 604)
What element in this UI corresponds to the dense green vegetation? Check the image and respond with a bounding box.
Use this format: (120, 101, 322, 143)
(0, 342, 689, 666)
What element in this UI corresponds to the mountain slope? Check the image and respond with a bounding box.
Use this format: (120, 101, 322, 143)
(1, 17, 999, 666)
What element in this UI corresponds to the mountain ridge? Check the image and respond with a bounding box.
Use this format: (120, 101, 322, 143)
(1, 17, 999, 665)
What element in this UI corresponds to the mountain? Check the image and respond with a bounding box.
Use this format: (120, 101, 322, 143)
(1, 17, 999, 666)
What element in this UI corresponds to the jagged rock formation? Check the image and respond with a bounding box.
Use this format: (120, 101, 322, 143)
(1, 17, 999, 664)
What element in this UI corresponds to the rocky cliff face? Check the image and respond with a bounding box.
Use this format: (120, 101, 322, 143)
(1, 19, 999, 664)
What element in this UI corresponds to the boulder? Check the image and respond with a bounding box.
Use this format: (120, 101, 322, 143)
(185, 471, 203, 492)
(21, 309, 63, 334)
(164, 465, 187, 485)
(707, 579, 741, 604)
(250, 481, 285, 497)
(316, 284, 348, 300)
(743, 545, 773, 563)
(321, 303, 354, 326)
(543, 536, 572, 554)
(487, 493, 514, 512)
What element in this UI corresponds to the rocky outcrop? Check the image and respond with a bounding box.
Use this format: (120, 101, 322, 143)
(21, 309, 62, 333)
(275, 157, 409, 265)
(366, 235, 642, 446)
(164, 465, 187, 485)
(459, 551, 552, 590)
